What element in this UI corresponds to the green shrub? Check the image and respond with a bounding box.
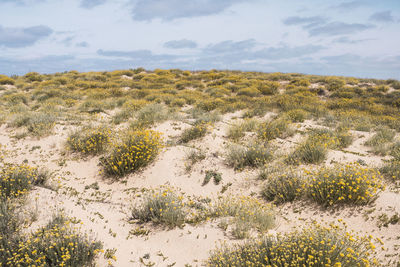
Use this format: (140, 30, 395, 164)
(285, 109, 308, 122)
(306, 164, 384, 206)
(207, 222, 379, 266)
(286, 139, 327, 165)
(179, 123, 208, 143)
(257, 81, 280, 95)
(258, 118, 293, 141)
(111, 99, 149, 124)
(237, 87, 260, 97)
(226, 143, 273, 170)
(291, 79, 310, 87)
(203, 170, 222, 186)
(170, 98, 186, 107)
(130, 103, 170, 129)
(0, 75, 15, 85)
(196, 99, 224, 111)
(261, 172, 304, 204)
(131, 188, 186, 228)
(24, 72, 44, 82)
(326, 78, 345, 91)
(100, 130, 163, 177)
(66, 126, 111, 155)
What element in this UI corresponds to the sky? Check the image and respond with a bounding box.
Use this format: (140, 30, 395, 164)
(0, 0, 399, 79)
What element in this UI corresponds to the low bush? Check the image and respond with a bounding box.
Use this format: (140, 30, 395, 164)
(9, 112, 56, 137)
(179, 122, 208, 143)
(3, 215, 102, 267)
(0, 164, 48, 199)
(257, 81, 280, 95)
(286, 139, 327, 165)
(208, 222, 379, 266)
(100, 130, 163, 177)
(261, 172, 304, 204)
(380, 160, 400, 181)
(258, 118, 293, 141)
(203, 170, 222, 186)
(236, 87, 260, 97)
(0, 75, 15, 85)
(66, 126, 111, 155)
(130, 103, 170, 129)
(131, 188, 186, 228)
(309, 128, 353, 149)
(284, 109, 308, 122)
(306, 164, 384, 206)
(291, 79, 310, 87)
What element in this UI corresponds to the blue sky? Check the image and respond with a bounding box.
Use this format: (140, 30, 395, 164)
(0, 0, 399, 79)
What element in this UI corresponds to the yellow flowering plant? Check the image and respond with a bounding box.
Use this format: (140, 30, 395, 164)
(101, 130, 163, 177)
(208, 221, 380, 266)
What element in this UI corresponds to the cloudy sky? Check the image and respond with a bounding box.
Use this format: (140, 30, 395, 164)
(0, 0, 399, 79)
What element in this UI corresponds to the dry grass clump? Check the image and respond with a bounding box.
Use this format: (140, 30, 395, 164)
(207, 221, 379, 266)
(1, 215, 102, 267)
(100, 130, 163, 177)
(365, 127, 396, 155)
(184, 148, 206, 172)
(286, 127, 352, 165)
(112, 99, 149, 124)
(227, 119, 258, 141)
(131, 188, 187, 228)
(390, 141, 400, 160)
(188, 108, 221, 124)
(306, 164, 385, 206)
(9, 112, 56, 137)
(179, 122, 209, 143)
(226, 142, 273, 170)
(0, 164, 48, 199)
(66, 126, 112, 155)
(207, 196, 275, 239)
(380, 160, 400, 181)
(258, 118, 294, 141)
(130, 103, 171, 129)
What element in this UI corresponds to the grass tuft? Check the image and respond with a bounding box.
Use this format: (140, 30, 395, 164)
(226, 142, 273, 170)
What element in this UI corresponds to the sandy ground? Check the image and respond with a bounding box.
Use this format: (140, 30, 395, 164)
(1, 111, 399, 266)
